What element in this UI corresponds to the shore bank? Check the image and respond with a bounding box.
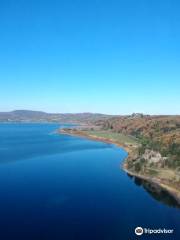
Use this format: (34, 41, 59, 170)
(59, 128, 180, 205)
(59, 128, 136, 153)
(123, 165, 180, 205)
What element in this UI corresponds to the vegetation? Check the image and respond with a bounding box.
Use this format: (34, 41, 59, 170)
(86, 130, 138, 144)
(92, 114, 180, 194)
(94, 114, 180, 169)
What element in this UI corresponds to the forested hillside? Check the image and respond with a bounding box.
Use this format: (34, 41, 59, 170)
(95, 115, 180, 170)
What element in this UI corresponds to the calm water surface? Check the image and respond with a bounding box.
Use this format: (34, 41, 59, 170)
(0, 123, 179, 240)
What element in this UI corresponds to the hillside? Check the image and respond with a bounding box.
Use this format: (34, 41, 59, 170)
(94, 115, 180, 163)
(0, 110, 114, 123)
(93, 114, 180, 200)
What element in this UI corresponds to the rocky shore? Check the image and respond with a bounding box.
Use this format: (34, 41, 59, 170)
(123, 165, 180, 205)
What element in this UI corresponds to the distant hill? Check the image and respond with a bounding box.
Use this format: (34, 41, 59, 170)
(0, 110, 114, 123)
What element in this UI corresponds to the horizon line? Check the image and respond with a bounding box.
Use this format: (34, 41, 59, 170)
(0, 109, 179, 116)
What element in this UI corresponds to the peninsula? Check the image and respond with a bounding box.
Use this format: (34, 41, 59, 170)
(59, 114, 180, 204)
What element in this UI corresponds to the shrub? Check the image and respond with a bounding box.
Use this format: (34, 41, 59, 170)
(134, 162, 142, 172)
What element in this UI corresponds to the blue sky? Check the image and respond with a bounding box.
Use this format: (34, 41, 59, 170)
(0, 0, 179, 114)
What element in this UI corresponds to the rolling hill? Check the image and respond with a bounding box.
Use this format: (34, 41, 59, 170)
(0, 110, 114, 123)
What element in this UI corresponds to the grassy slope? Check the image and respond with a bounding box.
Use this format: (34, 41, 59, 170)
(86, 130, 138, 144)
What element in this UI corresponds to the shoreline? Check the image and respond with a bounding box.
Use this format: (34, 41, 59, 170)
(59, 128, 133, 153)
(59, 128, 180, 205)
(123, 165, 180, 205)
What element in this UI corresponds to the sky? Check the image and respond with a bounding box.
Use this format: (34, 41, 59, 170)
(0, 0, 179, 115)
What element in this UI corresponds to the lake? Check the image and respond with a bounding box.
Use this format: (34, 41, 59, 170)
(0, 123, 179, 240)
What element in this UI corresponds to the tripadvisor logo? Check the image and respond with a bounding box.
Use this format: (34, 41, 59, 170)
(135, 227, 143, 236)
(135, 226, 174, 236)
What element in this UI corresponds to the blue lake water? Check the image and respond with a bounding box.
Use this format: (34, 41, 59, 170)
(0, 123, 179, 240)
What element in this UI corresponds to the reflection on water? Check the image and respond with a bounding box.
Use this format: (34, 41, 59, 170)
(127, 174, 180, 209)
